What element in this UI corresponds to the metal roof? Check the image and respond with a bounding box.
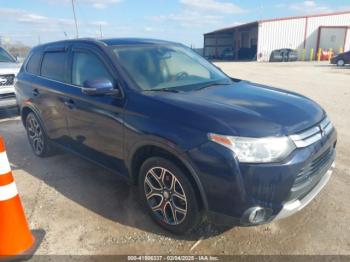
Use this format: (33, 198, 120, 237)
(204, 10, 350, 35)
(204, 22, 258, 35)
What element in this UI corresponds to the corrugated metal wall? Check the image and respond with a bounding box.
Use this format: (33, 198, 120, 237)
(257, 18, 305, 61)
(345, 28, 350, 51)
(257, 12, 350, 62)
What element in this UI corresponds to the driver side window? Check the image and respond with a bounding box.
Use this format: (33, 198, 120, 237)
(72, 51, 114, 86)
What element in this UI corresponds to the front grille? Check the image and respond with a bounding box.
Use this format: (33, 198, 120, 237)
(294, 147, 333, 187)
(287, 147, 334, 201)
(0, 74, 15, 86)
(289, 117, 333, 148)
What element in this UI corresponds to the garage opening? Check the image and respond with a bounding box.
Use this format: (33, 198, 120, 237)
(204, 22, 258, 61)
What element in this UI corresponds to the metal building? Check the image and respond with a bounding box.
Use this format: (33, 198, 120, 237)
(203, 10, 350, 61)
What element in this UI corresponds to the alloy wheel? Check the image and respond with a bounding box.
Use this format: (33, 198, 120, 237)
(144, 167, 188, 225)
(26, 115, 45, 155)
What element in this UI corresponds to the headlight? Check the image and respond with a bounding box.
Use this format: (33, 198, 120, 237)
(208, 133, 296, 163)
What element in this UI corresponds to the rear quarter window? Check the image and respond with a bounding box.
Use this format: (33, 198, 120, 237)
(41, 51, 67, 82)
(26, 51, 42, 75)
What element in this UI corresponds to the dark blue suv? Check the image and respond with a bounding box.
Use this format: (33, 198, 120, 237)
(15, 38, 337, 234)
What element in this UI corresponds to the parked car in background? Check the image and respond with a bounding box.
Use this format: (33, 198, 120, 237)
(330, 51, 350, 66)
(270, 49, 298, 62)
(16, 38, 336, 234)
(0, 46, 21, 110)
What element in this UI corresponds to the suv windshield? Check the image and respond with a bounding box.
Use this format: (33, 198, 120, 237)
(0, 47, 16, 63)
(112, 44, 231, 91)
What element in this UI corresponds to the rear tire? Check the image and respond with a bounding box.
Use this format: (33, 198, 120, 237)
(138, 157, 202, 234)
(25, 112, 55, 157)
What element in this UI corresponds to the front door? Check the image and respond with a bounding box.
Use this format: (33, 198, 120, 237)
(64, 44, 126, 175)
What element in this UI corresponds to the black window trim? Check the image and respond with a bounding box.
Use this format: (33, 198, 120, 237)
(23, 43, 125, 99)
(44, 45, 67, 52)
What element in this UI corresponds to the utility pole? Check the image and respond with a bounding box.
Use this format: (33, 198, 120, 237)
(71, 0, 79, 38)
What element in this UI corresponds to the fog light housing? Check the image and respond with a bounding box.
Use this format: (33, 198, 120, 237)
(241, 206, 273, 225)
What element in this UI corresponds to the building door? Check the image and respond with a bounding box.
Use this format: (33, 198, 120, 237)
(318, 27, 347, 52)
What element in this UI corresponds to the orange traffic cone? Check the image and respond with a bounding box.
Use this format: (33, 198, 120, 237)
(0, 136, 35, 257)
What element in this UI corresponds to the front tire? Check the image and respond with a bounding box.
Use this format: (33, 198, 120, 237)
(138, 157, 202, 234)
(337, 59, 345, 66)
(25, 112, 55, 157)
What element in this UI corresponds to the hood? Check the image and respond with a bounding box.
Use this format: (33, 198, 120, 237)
(147, 81, 325, 137)
(0, 62, 21, 75)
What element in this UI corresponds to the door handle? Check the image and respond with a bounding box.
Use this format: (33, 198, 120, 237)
(33, 89, 40, 97)
(64, 99, 76, 109)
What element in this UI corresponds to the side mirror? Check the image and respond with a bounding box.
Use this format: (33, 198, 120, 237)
(81, 79, 120, 96)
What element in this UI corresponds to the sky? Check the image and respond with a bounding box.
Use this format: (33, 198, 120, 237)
(0, 0, 350, 48)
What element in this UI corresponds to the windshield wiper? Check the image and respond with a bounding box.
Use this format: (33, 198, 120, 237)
(144, 88, 179, 93)
(197, 81, 232, 90)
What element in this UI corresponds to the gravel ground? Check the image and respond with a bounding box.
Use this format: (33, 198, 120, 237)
(0, 62, 349, 256)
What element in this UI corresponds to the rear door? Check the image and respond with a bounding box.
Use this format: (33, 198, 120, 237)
(20, 46, 71, 144)
(64, 44, 126, 174)
(38, 47, 71, 143)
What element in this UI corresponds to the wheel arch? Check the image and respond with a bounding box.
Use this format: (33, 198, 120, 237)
(20, 105, 48, 135)
(127, 141, 208, 211)
(21, 106, 34, 126)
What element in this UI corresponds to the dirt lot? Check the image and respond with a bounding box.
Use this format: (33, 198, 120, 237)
(1, 62, 349, 256)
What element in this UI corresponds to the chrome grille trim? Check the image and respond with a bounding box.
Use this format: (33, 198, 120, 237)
(0, 74, 15, 87)
(289, 117, 333, 148)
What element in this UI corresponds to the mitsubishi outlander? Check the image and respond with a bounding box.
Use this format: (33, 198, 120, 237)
(15, 38, 337, 234)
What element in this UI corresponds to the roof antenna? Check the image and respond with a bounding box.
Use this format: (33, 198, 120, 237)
(71, 0, 79, 38)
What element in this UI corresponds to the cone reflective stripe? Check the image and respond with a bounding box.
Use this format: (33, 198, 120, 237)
(0, 136, 35, 256)
(0, 151, 11, 174)
(0, 181, 18, 201)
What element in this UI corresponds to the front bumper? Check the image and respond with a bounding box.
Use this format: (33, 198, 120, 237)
(187, 127, 337, 226)
(0, 92, 18, 109)
(274, 161, 334, 220)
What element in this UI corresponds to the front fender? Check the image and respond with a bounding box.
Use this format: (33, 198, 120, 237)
(126, 137, 209, 211)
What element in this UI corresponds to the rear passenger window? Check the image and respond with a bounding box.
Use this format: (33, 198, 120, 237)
(26, 51, 42, 75)
(41, 52, 66, 82)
